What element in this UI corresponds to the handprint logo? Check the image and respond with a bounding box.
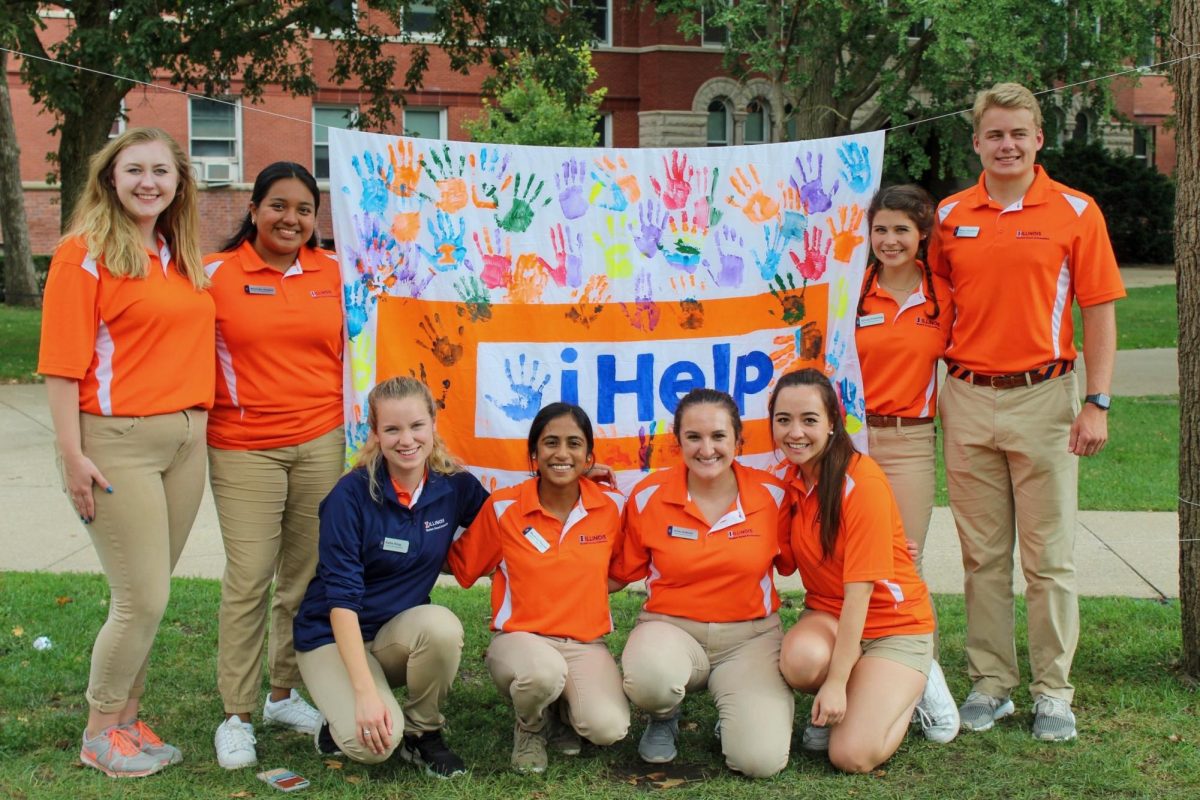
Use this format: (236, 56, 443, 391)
(486, 354, 552, 422)
(793, 152, 840, 214)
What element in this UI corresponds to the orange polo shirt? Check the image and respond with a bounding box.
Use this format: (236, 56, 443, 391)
(928, 167, 1125, 374)
(856, 265, 953, 417)
(611, 461, 792, 623)
(204, 242, 344, 450)
(447, 477, 625, 642)
(783, 455, 934, 638)
(38, 236, 215, 416)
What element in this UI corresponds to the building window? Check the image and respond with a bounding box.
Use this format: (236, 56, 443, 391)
(1072, 112, 1090, 144)
(1133, 126, 1156, 164)
(108, 99, 126, 140)
(189, 97, 240, 182)
(313, 106, 358, 180)
(573, 0, 611, 45)
(702, 0, 729, 46)
(404, 107, 445, 139)
(593, 112, 612, 147)
(707, 99, 730, 146)
(404, 2, 437, 34)
(744, 99, 770, 144)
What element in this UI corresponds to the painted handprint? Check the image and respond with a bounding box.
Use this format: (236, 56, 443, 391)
(691, 166, 723, 229)
(485, 354, 552, 422)
(386, 140, 424, 198)
(351, 151, 391, 216)
(661, 211, 706, 273)
(770, 322, 824, 374)
(621, 270, 661, 332)
(508, 253, 551, 304)
(837, 142, 872, 194)
(468, 147, 512, 209)
(827, 204, 865, 263)
(638, 420, 658, 471)
(589, 155, 641, 212)
(344, 277, 373, 340)
(555, 158, 590, 220)
(564, 274, 611, 329)
(388, 241, 435, 298)
(550, 223, 584, 288)
(417, 313, 464, 367)
(649, 150, 693, 211)
(790, 226, 832, 282)
(389, 189, 424, 243)
(825, 328, 848, 374)
(421, 143, 469, 213)
(670, 275, 705, 330)
(453, 275, 492, 323)
(707, 226, 745, 287)
(632, 200, 668, 259)
(769, 272, 806, 325)
(779, 184, 808, 243)
(837, 377, 866, 429)
(593, 214, 634, 279)
(408, 363, 452, 410)
(793, 152, 840, 214)
(496, 172, 551, 233)
(473, 228, 513, 289)
(751, 223, 788, 282)
(727, 165, 780, 223)
(418, 211, 469, 272)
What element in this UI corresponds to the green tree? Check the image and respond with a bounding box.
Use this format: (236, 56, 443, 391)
(463, 48, 606, 147)
(657, 0, 1164, 180)
(1, 1, 594, 230)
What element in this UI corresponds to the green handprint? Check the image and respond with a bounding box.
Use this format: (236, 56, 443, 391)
(769, 272, 806, 325)
(496, 173, 551, 233)
(454, 275, 493, 323)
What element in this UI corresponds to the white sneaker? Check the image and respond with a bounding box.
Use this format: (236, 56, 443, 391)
(214, 717, 257, 770)
(263, 689, 321, 735)
(916, 661, 960, 743)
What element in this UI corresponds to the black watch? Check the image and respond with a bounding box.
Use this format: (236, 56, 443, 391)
(1084, 393, 1111, 411)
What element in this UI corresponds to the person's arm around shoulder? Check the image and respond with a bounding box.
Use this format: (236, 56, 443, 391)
(446, 490, 502, 588)
(812, 581, 871, 727)
(1070, 301, 1115, 456)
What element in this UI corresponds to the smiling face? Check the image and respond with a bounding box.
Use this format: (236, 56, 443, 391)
(532, 413, 592, 491)
(870, 208, 923, 273)
(111, 140, 179, 238)
(973, 106, 1044, 184)
(250, 177, 316, 267)
(372, 396, 434, 484)
(677, 402, 738, 481)
(771, 385, 836, 481)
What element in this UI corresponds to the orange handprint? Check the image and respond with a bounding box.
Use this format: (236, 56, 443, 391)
(827, 204, 865, 263)
(564, 274, 611, 329)
(386, 140, 423, 197)
(727, 165, 780, 223)
(508, 253, 551, 304)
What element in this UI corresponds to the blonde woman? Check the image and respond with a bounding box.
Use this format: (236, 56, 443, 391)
(292, 377, 488, 778)
(37, 127, 214, 777)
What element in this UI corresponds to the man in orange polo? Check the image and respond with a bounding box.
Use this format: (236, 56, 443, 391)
(928, 83, 1124, 742)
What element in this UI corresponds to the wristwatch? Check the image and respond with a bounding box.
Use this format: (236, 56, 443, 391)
(1084, 393, 1111, 411)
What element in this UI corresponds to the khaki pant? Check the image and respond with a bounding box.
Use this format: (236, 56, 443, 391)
(295, 604, 463, 764)
(940, 372, 1080, 702)
(486, 632, 629, 745)
(209, 426, 344, 714)
(621, 612, 793, 779)
(867, 422, 937, 570)
(73, 410, 208, 714)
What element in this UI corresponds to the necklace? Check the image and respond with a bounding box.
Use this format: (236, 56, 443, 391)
(879, 276, 921, 294)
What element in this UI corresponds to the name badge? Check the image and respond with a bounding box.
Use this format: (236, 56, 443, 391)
(523, 527, 551, 553)
(954, 226, 980, 238)
(244, 284, 276, 295)
(382, 537, 410, 554)
(857, 313, 885, 328)
(668, 525, 698, 540)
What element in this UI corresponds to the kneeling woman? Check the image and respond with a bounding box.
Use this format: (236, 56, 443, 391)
(770, 369, 956, 774)
(610, 389, 794, 779)
(292, 377, 488, 777)
(448, 403, 630, 774)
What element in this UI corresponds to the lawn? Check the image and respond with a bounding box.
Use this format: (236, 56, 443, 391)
(0, 305, 42, 384)
(1, 572, 1197, 800)
(1074, 283, 1178, 351)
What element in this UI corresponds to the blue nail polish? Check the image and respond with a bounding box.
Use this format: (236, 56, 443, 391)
(105, 487, 114, 494)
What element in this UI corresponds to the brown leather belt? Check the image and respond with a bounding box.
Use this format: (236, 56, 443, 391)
(866, 415, 935, 428)
(946, 361, 1074, 389)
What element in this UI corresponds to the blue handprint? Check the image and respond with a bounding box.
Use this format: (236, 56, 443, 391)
(351, 151, 391, 216)
(485, 354, 552, 422)
(344, 277, 372, 341)
(837, 376, 865, 422)
(752, 223, 787, 281)
(837, 142, 873, 194)
(418, 211, 469, 272)
(556, 158, 590, 220)
(825, 328, 847, 373)
(792, 152, 840, 214)
(632, 200, 668, 259)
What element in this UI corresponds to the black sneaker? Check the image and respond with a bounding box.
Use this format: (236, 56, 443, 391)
(400, 730, 466, 778)
(313, 720, 342, 757)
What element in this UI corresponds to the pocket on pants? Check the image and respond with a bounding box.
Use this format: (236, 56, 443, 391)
(81, 415, 144, 441)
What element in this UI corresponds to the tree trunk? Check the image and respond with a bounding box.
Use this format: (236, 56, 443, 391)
(792, 57, 838, 141)
(1173, 0, 1200, 680)
(57, 99, 119, 232)
(0, 48, 39, 307)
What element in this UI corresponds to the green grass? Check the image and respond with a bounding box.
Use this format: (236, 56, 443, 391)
(935, 395, 1178, 511)
(1073, 284, 1177, 351)
(0, 306, 42, 384)
(1, 572, 1198, 799)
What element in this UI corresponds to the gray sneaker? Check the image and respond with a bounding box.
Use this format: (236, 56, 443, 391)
(1031, 695, 1077, 742)
(512, 720, 548, 774)
(800, 723, 830, 752)
(637, 714, 679, 764)
(958, 691, 1015, 732)
(80, 726, 168, 778)
(122, 720, 183, 766)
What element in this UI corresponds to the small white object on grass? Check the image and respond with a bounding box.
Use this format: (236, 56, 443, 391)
(32, 636, 52, 651)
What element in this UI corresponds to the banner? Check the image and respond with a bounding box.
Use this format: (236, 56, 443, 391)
(329, 129, 884, 492)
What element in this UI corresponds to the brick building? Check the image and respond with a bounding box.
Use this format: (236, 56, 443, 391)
(4, 2, 1177, 255)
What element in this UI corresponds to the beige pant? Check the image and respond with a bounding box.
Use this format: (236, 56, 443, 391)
(867, 421, 937, 570)
(295, 604, 463, 764)
(621, 612, 793, 779)
(209, 426, 344, 714)
(486, 632, 629, 745)
(74, 410, 208, 713)
(940, 372, 1080, 702)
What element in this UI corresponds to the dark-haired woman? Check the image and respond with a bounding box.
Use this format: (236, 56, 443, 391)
(855, 184, 952, 573)
(610, 389, 794, 779)
(204, 163, 346, 769)
(448, 403, 629, 774)
(771, 369, 957, 775)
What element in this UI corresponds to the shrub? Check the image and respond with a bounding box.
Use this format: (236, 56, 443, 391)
(0, 252, 51, 303)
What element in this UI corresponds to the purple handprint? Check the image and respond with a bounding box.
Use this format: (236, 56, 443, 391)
(793, 152, 840, 214)
(711, 226, 745, 287)
(390, 241, 435, 298)
(550, 223, 584, 288)
(632, 200, 668, 259)
(621, 270, 661, 332)
(556, 158, 590, 220)
(485, 354, 552, 422)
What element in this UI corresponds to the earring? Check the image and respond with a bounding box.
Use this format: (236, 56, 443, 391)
(251, 216, 257, 225)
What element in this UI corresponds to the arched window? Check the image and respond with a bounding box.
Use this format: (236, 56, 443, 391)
(744, 99, 770, 144)
(707, 99, 731, 146)
(1073, 112, 1090, 144)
